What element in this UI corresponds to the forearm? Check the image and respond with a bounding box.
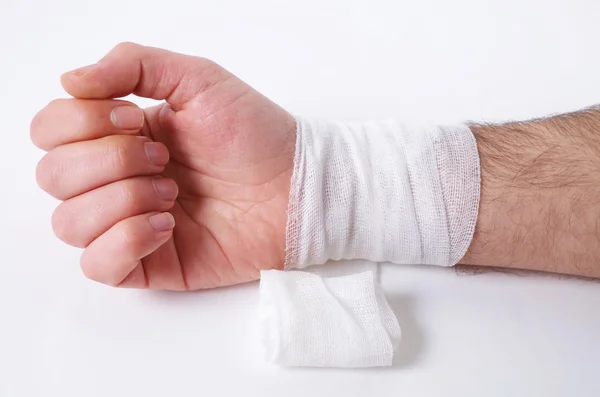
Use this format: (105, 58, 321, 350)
(461, 106, 600, 278)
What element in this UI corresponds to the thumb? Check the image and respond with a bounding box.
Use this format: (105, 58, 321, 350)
(61, 42, 229, 110)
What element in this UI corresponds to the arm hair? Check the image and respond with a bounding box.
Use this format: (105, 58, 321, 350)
(461, 106, 600, 278)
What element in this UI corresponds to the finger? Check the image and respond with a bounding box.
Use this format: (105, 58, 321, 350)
(140, 103, 170, 140)
(61, 42, 232, 110)
(52, 177, 178, 248)
(36, 135, 169, 200)
(31, 99, 144, 151)
(80, 212, 175, 287)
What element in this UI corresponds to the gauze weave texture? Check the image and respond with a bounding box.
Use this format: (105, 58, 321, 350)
(284, 117, 481, 270)
(259, 261, 401, 367)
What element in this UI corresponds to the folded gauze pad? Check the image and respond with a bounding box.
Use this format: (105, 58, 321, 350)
(259, 262, 401, 368)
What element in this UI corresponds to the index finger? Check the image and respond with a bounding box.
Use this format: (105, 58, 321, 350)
(30, 98, 144, 151)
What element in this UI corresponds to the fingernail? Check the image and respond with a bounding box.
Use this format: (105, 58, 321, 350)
(149, 212, 175, 231)
(144, 142, 169, 166)
(68, 64, 96, 76)
(152, 178, 178, 200)
(110, 106, 144, 130)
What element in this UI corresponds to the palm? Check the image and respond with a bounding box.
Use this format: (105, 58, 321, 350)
(128, 66, 296, 290)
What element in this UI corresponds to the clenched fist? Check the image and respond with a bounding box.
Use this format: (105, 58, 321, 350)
(32, 43, 296, 290)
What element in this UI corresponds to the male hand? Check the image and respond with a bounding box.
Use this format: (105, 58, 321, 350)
(32, 43, 296, 290)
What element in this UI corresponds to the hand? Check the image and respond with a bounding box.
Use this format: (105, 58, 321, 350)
(32, 43, 296, 290)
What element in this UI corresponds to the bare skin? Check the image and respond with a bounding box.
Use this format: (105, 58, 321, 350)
(32, 43, 600, 290)
(462, 109, 600, 279)
(32, 43, 296, 290)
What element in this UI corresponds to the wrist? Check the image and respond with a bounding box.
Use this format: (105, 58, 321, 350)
(285, 116, 480, 269)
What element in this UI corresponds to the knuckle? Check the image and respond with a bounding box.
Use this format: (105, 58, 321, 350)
(47, 98, 66, 108)
(118, 178, 173, 213)
(79, 254, 107, 285)
(118, 220, 151, 260)
(50, 99, 94, 130)
(71, 100, 96, 128)
(30, 113, 43, 147)
(201, 58, 226, 77)
(115, 179, 140, 212)
(112, 41, 140, 55)
(35, 154, 60, 196)
(100, 136, 135, 171)
(30, 102, 54, 148)
(119, 220, 141, 246)
(80, 248, 122, 285)
(191, 58, 232, 93)
(110, 141, 132, 170)
(198, 56, 217, 69)
(51, 203, 84, 247)
(30, 99, 69, 149)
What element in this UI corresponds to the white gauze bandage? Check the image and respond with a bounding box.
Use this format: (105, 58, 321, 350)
(259, 261, 401, 368)
(259, 116, 480, 368)
(285, 117, 481, 269)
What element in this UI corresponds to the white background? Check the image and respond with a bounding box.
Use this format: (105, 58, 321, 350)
(2, 0, 600, 396)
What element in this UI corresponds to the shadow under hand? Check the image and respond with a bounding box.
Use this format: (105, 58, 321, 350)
(386, 294, 425, 369)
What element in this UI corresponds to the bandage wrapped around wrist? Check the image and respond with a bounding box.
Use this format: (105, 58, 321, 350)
(259, 116, 481, 367)
(285, 116, 480, 269)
